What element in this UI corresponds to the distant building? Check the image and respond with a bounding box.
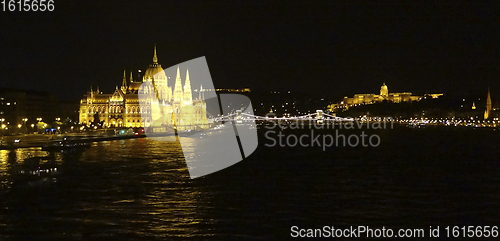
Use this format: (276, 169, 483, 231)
(484, 88, 492, 119)
(328, 83, 443, 111)
(455, 89, 497, 120)
(0, 88, 61, 130)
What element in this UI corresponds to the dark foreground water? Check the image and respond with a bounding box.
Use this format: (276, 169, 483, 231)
(0, 127, 499, 240)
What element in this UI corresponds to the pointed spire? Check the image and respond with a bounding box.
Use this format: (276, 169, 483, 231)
(185, 69, 190, 84)
(487, 88, 492, 110)
(130, 71, 133, 82)
(487, 88, 491, 104)
(121, 69, 128, 92)
(184, 69, 192, 103)
(174, 66, 183, 102)
(200, 84, 204, 100)
(97, 86, 100, 94)
(485, 88, 492, 120)
(153, 44, 158, 63)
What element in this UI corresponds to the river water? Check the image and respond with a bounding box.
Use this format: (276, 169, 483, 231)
(0, 127, 499, 240)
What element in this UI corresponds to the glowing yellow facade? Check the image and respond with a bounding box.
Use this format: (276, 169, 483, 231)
(328, 83, 443, 111)
(79, 47, 209, 129)
(484, 88, 492, 119)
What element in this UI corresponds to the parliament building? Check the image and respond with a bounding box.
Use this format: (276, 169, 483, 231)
(79, 47, 209, 130)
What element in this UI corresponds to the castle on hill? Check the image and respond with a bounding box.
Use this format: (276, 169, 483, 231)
(328, 83, 443, 111)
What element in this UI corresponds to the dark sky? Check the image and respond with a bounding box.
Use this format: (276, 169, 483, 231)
(1, 1, 499, 101)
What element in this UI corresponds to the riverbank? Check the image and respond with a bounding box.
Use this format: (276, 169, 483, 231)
(0, 133, 147, 150)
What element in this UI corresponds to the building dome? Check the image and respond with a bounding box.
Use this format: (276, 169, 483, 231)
(143, 45, 167, 80)
(380, 82, 388, 97)
(144, 63, 167, 80)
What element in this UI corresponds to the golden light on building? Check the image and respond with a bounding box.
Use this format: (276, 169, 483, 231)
(328, 82, 444, 111)
(79, 46, 209, 130)
(484, 88, 492, 120)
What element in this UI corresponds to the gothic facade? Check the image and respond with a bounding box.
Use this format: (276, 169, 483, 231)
(79, 47, 209, 130)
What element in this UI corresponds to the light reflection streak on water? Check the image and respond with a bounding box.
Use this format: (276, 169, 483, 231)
(0, 138, 217, 240)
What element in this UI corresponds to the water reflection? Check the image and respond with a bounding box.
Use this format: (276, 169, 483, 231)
(5, 129, 496, 240)
(0, 138, 214, 240)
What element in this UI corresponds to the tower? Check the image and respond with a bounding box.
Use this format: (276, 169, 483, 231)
(173, 66, 183, 103)
(182, 69, 194, 127)
(484, 88, 492, 120)
(380, 82, 388, 97)
(199, 84, 205, 100)
(153, 44, 158, 64)
(183, 69, 193, 105)
(121, 70, 128, 93)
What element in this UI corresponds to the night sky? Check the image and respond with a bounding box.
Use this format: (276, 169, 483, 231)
(0, 1, 499, 101)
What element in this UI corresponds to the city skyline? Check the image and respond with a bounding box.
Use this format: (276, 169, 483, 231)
(3, 2, 500, 240)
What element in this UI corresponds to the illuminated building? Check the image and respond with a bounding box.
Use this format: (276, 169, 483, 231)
(328, 83, 443, 111)
(484, 88, 492, 119)
(0, 88, 60, 131)
(380, 82, 389, 97)
(79, 46, 209, 129)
